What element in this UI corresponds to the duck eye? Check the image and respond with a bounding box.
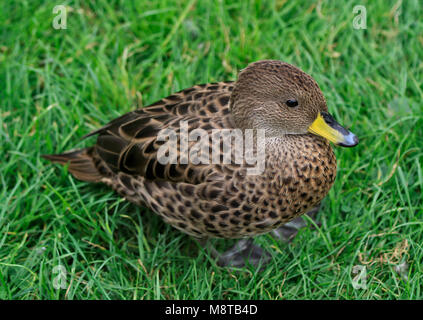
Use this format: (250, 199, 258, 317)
(286, 99, 298, 108)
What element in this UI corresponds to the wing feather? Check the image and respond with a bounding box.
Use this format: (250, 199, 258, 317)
(90, 82, 235, 185)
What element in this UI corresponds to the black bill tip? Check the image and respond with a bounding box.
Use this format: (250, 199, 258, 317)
(338, 132, 359, 147)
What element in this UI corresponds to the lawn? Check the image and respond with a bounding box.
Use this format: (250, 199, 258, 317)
(0, 0, 422, 299)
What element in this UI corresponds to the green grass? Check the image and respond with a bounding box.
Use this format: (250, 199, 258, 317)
(1, 0, 422, 299)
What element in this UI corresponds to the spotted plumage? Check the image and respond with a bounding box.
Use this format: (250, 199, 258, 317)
(44, 60, 356, 243)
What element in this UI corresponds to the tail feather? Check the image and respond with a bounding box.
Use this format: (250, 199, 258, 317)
(42, 148, 103, 182)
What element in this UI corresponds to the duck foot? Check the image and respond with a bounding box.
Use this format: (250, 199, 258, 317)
(199, 204, 321, 268)
(271, 204, 321, 242)
(201, 238, 271, 268)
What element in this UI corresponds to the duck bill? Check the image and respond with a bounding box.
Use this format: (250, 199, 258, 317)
(308, 112, 358, 147)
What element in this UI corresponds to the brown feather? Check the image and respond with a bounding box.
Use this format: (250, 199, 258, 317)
(42, 148, 103, 182)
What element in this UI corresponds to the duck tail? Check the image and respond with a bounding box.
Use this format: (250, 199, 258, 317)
(42, 147, 103, 182)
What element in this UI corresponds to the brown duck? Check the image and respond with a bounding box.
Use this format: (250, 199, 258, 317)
(44, 60, 358, 267)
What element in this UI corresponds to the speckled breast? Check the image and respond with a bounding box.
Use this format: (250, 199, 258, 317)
(233, 134, 337, 237)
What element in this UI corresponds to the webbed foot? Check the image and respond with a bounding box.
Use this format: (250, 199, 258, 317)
(200, 238, 270, 268)
(199, 204, 321, 268)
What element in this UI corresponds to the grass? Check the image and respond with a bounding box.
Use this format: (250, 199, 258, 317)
(0, 0, 422, 299)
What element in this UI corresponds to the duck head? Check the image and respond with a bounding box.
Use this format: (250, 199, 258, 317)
(230, 60, 358, 147)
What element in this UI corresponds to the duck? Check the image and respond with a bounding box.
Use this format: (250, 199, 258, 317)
(43, 60, 358, 267)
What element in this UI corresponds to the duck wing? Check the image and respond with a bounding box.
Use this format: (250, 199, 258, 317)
(89, 82, 235, 184)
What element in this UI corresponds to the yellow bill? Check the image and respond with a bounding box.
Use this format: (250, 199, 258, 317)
(308, 112, 358, 147)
